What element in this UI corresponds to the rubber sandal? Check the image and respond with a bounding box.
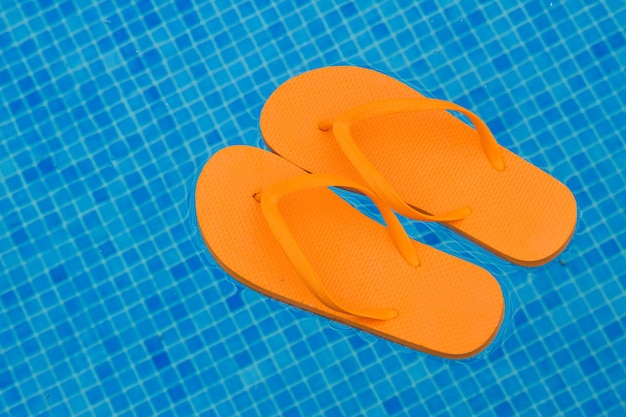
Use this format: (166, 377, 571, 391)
(196, 145, 504, 358)
(260, 66, 577, 266)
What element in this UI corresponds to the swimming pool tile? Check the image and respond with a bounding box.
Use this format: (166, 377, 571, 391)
(1, 0, 626, 416)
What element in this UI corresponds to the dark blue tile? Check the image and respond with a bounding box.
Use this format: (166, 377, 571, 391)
(152, 352, 171, 370)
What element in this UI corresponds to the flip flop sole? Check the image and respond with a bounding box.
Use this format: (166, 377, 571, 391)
(196, 146, 504, 358)
(261, 66, 577, 266)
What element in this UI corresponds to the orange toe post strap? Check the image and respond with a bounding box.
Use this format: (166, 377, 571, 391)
(259, 173, 420, 321)
(328, 98, 506, 221)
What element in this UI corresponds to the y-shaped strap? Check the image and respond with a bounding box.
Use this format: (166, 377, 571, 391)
(258, 173, 420, 320)
(319, 98, 505, 221)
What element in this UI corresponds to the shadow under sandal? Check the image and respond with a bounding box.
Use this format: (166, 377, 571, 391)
(261, 66, 578, 266)
(195, 145, 504, 359)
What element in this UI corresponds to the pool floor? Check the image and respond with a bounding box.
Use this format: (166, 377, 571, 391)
(1, 0, 626, 416)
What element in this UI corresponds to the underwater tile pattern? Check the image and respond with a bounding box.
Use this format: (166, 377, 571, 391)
(1, 0, 626, 415)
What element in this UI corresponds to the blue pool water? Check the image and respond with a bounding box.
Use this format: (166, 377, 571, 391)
(2, 0, 626, 415)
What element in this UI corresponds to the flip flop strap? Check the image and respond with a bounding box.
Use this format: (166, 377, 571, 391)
(259, 173, 420, 320)
(323, 98, 505, 221)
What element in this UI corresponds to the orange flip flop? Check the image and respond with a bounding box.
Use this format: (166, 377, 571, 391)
(260, 66, 577, 266)
(196, 146, 503, 358)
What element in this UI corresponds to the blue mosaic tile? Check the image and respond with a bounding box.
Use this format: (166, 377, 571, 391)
(1, 0, 626, 416)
